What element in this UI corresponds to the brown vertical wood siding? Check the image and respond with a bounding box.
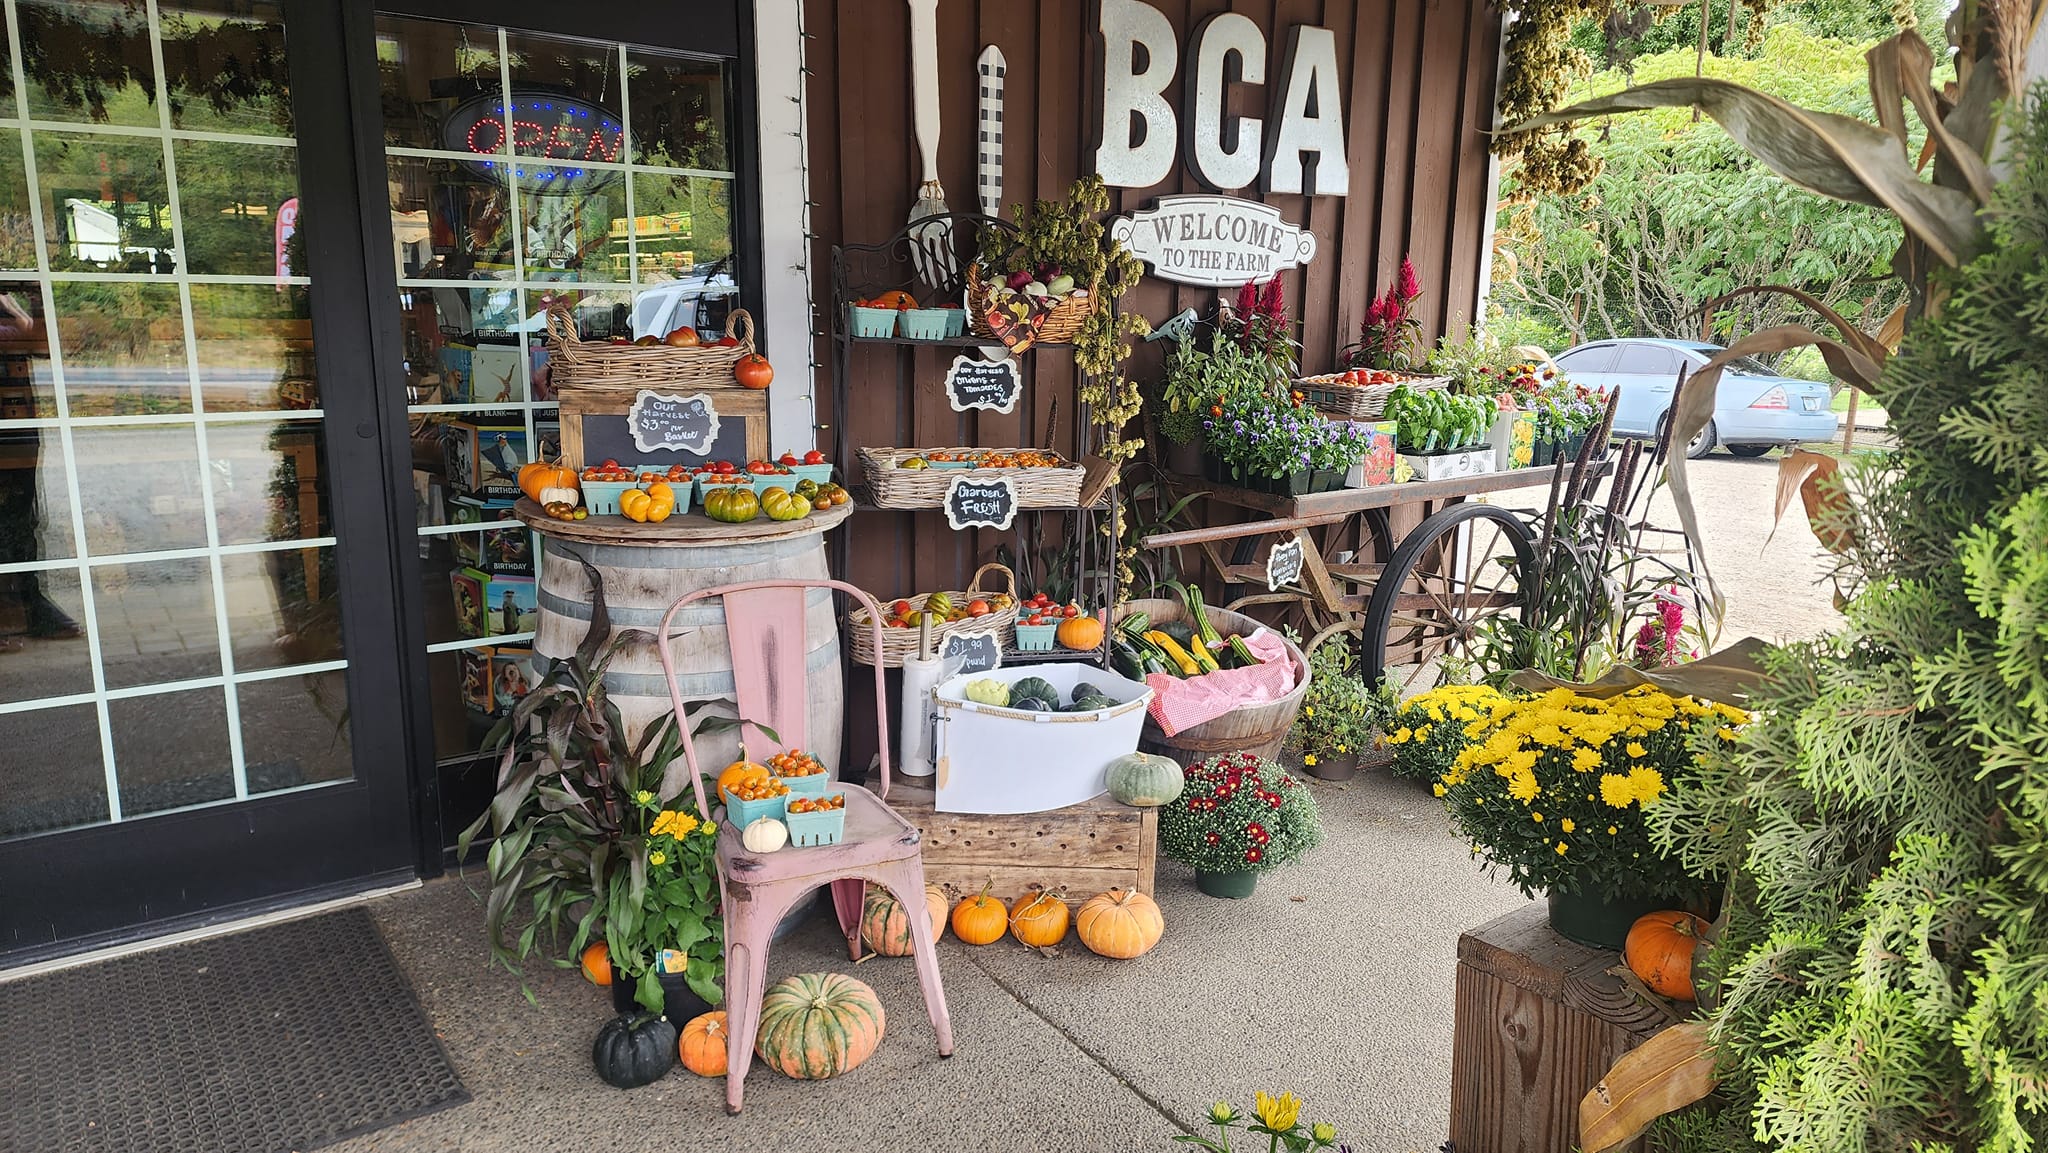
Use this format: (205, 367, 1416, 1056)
(804, 0, 1503, 602)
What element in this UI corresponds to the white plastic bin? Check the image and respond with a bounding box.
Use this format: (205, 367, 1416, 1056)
(931, 663, 1153, 814)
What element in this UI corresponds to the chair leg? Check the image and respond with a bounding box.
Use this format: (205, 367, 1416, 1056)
(878, 861, 954, 1057)
(721, 910, 775, 1115)
(831, 877, 866, 960)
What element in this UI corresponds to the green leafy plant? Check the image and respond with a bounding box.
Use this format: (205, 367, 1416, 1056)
(1427, 328, 1522, 397)
(1284, 643, 1396, 770)
(1159, 754, 1324, 874)
(1121, 466, 1208, 601)
(1174, 1092, 1339, 1153)
(1383, 384, 1493, 453)
(606, 795, 722, 1012)
(1156, 330, 1269, 445)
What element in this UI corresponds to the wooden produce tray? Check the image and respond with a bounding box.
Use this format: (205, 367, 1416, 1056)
(886, 781, 1155, 904)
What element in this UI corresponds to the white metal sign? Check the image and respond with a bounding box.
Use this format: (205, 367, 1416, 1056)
(1108, 195, 1318, 287)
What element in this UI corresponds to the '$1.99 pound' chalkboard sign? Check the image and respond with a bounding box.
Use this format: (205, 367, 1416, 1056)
(943, 475, 1019, 532)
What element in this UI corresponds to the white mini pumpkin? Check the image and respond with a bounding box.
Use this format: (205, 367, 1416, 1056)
(742, 817, 789, 853)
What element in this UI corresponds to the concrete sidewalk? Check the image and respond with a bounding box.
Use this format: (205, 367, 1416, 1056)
(335, 767, 1528, 1152)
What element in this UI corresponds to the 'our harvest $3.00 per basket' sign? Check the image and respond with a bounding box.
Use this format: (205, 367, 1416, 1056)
(1108, 195, 1317, 288)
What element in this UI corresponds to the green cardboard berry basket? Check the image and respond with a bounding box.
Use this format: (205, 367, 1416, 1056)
(785, 805, 845, 848)
(725, 791, 788, 828)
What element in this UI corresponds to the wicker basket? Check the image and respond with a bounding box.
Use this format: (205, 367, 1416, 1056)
(845, 562, 1018, 668)
(858, 447, 1085, 510)
(965, 265, 1098, 345)
(1296, 371, 1451, 421)
(545, 306, 756, 390)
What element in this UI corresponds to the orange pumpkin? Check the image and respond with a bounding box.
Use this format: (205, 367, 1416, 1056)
(1055, 614, 1105, 652)
(579, 940, 612, 986)
(754, 972, 886, 1080)
(870, 289, 916, 310)
(1624, 910, 1710, 1000)
(861, 884, 948, 956)
(679, 1010, 729, 1077)
(518, 460, 577, 503)
(717, 760, 771, 803)
(1075, 888, 1164, 959)
(950, 879, 1008, 946)
(1009, 887, 1070, 948)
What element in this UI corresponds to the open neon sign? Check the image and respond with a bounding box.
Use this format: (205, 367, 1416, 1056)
(443, 92, 626, 194)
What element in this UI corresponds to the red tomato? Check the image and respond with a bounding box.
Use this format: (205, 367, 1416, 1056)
(967, 599, 990, 617)
(892, 600, 913, 616)
(778, 452, 800, 466)
(803, 450, 826, 465)
(602, 458, 619, 468)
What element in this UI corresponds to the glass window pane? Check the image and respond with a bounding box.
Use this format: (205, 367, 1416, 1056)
(629, 52, 729, 172)
(72, 422, 206, 555)
(34, 132, 177, 273)
(110, 687, 233, 815)
(0, 428, 77, 564)
(175, 139, 300, 276)
(221, 545, 339, 671)
(206, 418, 329, 544)
(0, 283, 56, 419)
(0, 566, 90, 699)
(52, 281, 189, 417)
(520, 163, 627, 282)
(0, 129, 35, 273)
(18, 0, 159, 127)
(240, 670, 351, 792)
(0, 704, 106, 839)
(190, 283, 312, 411)
(388, 154, 514, 280)
(504, 32, 622, 161)
(160, 0, 294, 136)
(375, 16, 504, 153)
(91, 555, 221, 690)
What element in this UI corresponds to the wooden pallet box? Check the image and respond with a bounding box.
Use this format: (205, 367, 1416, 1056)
(885, 781, 1155, 903)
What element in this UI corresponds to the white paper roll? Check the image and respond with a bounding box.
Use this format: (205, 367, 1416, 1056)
(897, 654, 943, 777)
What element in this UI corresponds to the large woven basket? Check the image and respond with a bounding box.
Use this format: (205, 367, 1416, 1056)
(858, 446, 1086, 509)
(545, 306, 755, 390)
(965, 265, 1098, 345)
(1297, 371, 1451, 421)
(846, 562, 1018, 668)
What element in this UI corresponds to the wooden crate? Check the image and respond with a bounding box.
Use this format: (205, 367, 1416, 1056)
(885, 781, 1155, 903)
(557, 382, 768, 470)
(1450, 904, 1670, 1153)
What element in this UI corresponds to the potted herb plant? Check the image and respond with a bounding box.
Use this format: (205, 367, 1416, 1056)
(1160, 753, 1324, 898)
(1285, 644, 1398, 781)
(1383, 383, 1496, 480)
(1157, 331, 1267, 475)
(1432, 685, 1746, 948)
(1505, 362, 1604, 465)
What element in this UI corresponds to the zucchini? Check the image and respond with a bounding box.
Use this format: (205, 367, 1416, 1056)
(1118, 611, 1151, 637)
(1146, 630, 1202, 676)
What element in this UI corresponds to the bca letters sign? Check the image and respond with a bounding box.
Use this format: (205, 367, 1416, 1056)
(1109, 195, 1316, 287)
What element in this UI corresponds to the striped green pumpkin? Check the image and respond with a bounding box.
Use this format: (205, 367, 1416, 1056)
(753, 972, 886, 1080)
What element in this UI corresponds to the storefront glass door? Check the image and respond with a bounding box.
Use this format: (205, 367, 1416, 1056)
(0, 0, 415, 958)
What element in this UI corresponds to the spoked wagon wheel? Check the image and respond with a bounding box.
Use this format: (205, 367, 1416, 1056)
(1362, 503, 1536, 688)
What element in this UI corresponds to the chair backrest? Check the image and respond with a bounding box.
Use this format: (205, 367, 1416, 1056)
(655, 578, 894, 821)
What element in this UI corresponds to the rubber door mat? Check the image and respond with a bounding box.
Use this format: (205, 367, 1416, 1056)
(0, 907, 468, 1152)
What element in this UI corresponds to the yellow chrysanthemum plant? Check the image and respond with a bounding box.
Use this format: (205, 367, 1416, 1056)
(1177, 1091, 1340, 1152)
(1382, 684, 1506, 783)
(1436, 686, 1746, 909)
(607, 791, 724, 1016)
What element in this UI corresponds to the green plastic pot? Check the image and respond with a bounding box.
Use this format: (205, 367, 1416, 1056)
(1194, 869, 1260, 899)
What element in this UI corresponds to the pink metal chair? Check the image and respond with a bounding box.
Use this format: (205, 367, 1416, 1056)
(655, 577, 953, 1113)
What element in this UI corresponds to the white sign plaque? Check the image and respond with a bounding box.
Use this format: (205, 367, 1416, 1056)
(1108, 194, 1317, 287)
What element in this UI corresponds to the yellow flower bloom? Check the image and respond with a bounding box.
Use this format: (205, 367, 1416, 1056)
(1555, 841, 1569, 855)
(1432, 783, 1447, 797)
(1507, 771, 1540, 803)
(1255, 1091, 1302, 1132)
(1625, 741, 1648, 759)
(634, 790, 655, 805)
(1304, 706, 1315, 717)
(1627, 765, 1666, 805)
(1571, 747, 1602, 773)
(648, 850, 666, 867)
(1532, 811, 1544, 823)
(1304, 754, 1319, 766)
(1560, 818, 1575, 833)
(1600, 773, 1635, 809)
(1607, 825, 1618, 835)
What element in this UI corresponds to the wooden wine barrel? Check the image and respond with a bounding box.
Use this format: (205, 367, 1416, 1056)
(1116, 597, 1311, 767)
(520, 504, 851, 788)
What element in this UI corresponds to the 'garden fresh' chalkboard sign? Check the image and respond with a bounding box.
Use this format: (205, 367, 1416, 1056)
(1266, 537, 1305, 591)
(628, 390, 721, 454)
(944, 354, 1023, 414)
(943, 475, 1019, 532)
(942, 631, 1003, 674)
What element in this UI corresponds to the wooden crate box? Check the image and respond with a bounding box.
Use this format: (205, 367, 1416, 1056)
(558, 382, 767, 470)
(885, 781, 1155, 903)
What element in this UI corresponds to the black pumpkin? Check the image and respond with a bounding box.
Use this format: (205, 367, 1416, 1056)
(592, 1012, 679, 1089)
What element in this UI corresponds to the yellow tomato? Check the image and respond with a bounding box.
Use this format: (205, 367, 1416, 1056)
(619, 488, 652, 522)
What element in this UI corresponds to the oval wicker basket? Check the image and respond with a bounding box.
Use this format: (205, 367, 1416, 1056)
(965, 265, 1098, 345)
(845, 562, 1018, 668)
(545, 306, 756, 390)
(857, 446, 1085, 510)
(1295, 371, 1451, 421)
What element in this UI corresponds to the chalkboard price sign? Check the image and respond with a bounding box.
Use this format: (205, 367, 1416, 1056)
(942, 631, 1003, 674)
(628, 390, 721, 454)
(944, 354, 1023, 414)
(942, 475, 1020, 532)
(1266, 537, 1305, 591)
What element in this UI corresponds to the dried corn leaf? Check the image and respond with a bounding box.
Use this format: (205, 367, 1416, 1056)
(1580, 1021, 1719, 1153)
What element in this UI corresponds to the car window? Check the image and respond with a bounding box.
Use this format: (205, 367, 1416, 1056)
(1555, 344, 1617, 373)
(1613, 344, 1682, 375)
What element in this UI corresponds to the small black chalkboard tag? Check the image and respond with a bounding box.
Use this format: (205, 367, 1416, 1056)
(942, 631, 1003, 674)
(1266, 537, 1305, 591)
(628, 390, 721, 454)
(943, 475, 1019, 532)
(944, 354, 1023, 414)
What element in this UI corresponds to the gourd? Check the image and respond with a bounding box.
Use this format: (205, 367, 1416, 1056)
(579, 940, 613, 986)
(860, 884, 948, 956)
(950, 879, 1008, 945)
(963, 678, 1010, 707)
(518, 460, 577, 504)
(1624, 911, 1709, 1000)
(1066, 693, 1118, 713)
(718, 760, 770, 803)
(742, 817, 788, 853)
(1056, 615, 1105, 651)
(1105, 752, 1185, 807)
(1008, 887, 1070, 947)
(678, 1010, 729, 1077)
(1076, 888, 1165, 959)
(1008, 676, 1060, 709)
(754, 972, 887, 1080)
(592, 1013, 679, 1089)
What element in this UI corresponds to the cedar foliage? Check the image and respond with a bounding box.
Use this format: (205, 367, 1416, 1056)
(1646, 89, 2048, 1152)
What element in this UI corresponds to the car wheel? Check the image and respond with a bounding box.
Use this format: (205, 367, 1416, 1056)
(1725, 444, 1774, 458)
(1656, 413, 1719, 459)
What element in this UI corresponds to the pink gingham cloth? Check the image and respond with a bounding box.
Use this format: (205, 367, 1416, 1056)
(1144, 630, 1298, 736)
